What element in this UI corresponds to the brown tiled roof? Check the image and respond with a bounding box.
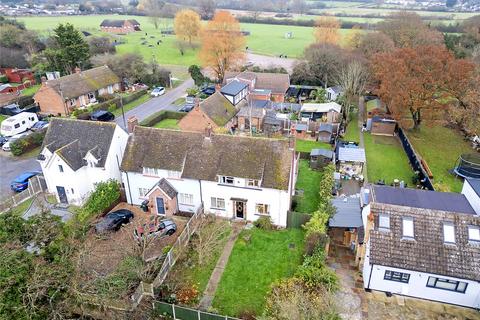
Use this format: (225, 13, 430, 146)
(224, 71, 290, 94)
(200, 92, 243, 126)
(369, 203, 480, 281)
(42, 118, 117, 171)
(40, 66, 119, 100)
(121, 127, 293, 190)
(148, 178, 177, 199)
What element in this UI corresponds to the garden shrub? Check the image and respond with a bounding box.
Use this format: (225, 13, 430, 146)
(77, 180, 120, 222)
(97, 93, 115, 102)
(10, 130, 46, 156)
(303, 210, 329, 236)
(253, 216, 275, 230)
(304, 232, 329, 256)
(0, 74, 7, 83)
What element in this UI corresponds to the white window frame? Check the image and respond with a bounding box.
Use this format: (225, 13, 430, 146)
(143, 167, 159, 176)
(402, 217, 414, 239)
(426, 277, 468, 293)
(443, 222, 456, 244)
(179, 193, 194, 205)
(58, 164, 64, 173)
(87, 92, 95, 100)
(167, 170, 181, 179)
(255, 203, 270, 215)
(211, 197, 225, 210)
(138, 187, 149, 198)
(247, 179, 260, 188)
(69, 98, 76, 106)
(468, 226, 480, 242)
(378, 214, 390, 231)
(219, 176, 235, 185)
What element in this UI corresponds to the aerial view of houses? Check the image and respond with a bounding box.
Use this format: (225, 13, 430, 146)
(1, 1, 480, 320)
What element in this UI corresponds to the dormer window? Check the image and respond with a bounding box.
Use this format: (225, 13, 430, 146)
(402, 217, 414, 239)
(247, 179, 260, 188)
(378, 214, 390, 232)
(443, 222, 455, 244)
(219, 176, 234, 185)
(143, 167, 159, 176)
(468, 226, 480, 242)
(167, 170, 181, 179)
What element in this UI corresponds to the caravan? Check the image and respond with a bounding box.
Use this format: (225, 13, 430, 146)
(0, 112, 38, 137)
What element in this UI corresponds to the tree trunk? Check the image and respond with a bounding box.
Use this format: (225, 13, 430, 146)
(410, 108, 421, 130)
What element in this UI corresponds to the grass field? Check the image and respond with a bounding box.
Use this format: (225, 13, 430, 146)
(343, 112, 360, 143)
(294, 160, 322, 213)
(17, 15, 361, 63)
(407, 126, 472, 193)
(212, 228, 305, 317)
(363, 133, 413, 185)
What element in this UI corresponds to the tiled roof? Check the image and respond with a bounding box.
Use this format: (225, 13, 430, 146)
(42, 118, 117, 171)
(338, 147, 366, 162)
(372, 185, 475, 215)
(100, 19, 140, 27)
(311, 148, 334, 158)
(200, 92, 242, 126)
(301, 102, 342, 114)
(40, 66, 119, 99)
(224, 71, 290, 94)
(221, 80, 248, 96)
(330, 196, 362, 228)
(147, 178, 177, 199)
(369, 203, 480, 281)
(121, 127, 293, 190)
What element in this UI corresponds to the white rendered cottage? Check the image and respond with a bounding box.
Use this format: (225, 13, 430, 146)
(361, 186, 480, 309)
(120, 127, 297, 227)
(38, 118, 129, 205)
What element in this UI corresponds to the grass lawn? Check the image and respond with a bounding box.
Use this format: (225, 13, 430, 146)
(407, 126, 472, 193)
(152, 118, 179, 130)
(294, 160, 322, 213)
(21, 84, 41, 96)
(9, 198, 33, 216)
(343, 112, 359, 143)
(17, 146, 41, 159)
(363, 133, 413, 185)
(0, 114, 7, 127)
(295, 139, 331, 153)
(112, 93, 151, 117)
(212, 228, 305, 317)
(17, 15, 361, 62)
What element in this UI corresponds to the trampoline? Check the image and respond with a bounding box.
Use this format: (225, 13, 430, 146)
(453, 153, 480, 179)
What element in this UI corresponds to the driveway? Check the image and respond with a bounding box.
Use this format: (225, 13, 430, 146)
(115, 78, 194, 130)
(0, 151, 41, 201)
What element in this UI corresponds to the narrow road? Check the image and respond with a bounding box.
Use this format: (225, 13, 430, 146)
(0, 152, 41, 201)
(115, 78, 194, 129)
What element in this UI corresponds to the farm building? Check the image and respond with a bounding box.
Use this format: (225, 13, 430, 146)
(100, 19, 140, 34)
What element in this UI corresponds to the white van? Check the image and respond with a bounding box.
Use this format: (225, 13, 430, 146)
(0, 112, 38, 137)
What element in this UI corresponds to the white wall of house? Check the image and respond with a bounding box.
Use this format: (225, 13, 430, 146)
(363, 243, 480, 309)
(326, 88, 340, 101)
(39, 126, 128, 205)
(462, 180, 480, 215)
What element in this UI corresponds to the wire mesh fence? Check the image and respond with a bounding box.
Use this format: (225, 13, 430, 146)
(154, 301, 239, 320)
(0, 175, 46, 213)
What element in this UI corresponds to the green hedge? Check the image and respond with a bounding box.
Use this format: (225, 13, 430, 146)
(139, 110, 186, 127)
(77, 180, 121, 223)
(10, 130, 46, 156)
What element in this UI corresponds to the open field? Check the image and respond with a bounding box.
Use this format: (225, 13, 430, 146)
(407, 126, 472, 193)
(363, 133, 413, 185)
(212, 228, 305, 317)
(17, 15, 361, 62)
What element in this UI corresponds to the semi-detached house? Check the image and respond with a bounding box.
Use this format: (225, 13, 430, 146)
(38, 118, 128, 205)
(120, 127, 297, 227)
(34, 66, 120, 116)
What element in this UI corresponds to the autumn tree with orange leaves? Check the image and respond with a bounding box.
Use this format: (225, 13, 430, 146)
(372, 45, 477, 130)
(314, 16, 341, 45)
(174, 9, 201, 45)
(199, 11, 245, 82)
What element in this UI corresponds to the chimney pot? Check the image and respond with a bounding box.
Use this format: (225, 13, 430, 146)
(127, 116, 138, 133)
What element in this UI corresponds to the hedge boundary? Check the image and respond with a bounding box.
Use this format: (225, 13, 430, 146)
(139, 110, 186, 127)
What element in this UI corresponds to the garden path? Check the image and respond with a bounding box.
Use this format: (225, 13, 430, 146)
(198, 223, 244, 310)
(358, 96, 368, 183)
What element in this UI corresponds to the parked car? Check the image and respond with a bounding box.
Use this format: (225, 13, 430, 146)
(133, 83, 149, 91)
(95, 209, 134, 233)
(151, 86, 166, 97)
(134, 218, 177, 240)
(10, 171, 40, 192)
(179, 104, 194, 112)
(201, 86, 215, 96)
(30, 120, 49, 132)
(0, 136, 7, 147)
(2, 132, 27, 152)
(90, 110, 115, 122)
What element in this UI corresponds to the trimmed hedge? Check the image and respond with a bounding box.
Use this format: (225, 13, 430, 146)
(10, 130, 46, 156)
(139, 110, 186, 127)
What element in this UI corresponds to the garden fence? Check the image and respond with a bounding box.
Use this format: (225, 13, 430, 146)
(0, 175, 47, 213)
(287, 211, 311, 228)
(154, 301, 240, 320)
(397, 128, 435, 190)
(152, 205, 204, 287)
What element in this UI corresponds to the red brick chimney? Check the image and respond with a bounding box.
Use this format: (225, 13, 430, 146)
(127, 116, 138, 133)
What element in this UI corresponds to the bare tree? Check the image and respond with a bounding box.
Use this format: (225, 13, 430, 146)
(335, 59, 370, 119)
(198, 0, 216, 20)
(191, 215, 230, 265)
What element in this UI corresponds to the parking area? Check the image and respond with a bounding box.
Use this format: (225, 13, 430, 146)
(0, 151, 41, 200)
(78, 203, 188, 277)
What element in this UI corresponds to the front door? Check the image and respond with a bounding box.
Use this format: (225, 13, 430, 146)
(156, 197, 165, 215)
(234, 201, 245, 219)
(56, 186, 68, 204)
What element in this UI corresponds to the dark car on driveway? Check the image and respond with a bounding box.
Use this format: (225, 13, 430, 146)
(0, 136, 7, 147)
(10, 171, 40, 192)
(201, 86, 215, 96)
(179, 104, 194, 112)
(30, 120, 49, 132)
(134, 218, 177, 240)
(90, 110, 115, 122)
(95, 209, 134, 233)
